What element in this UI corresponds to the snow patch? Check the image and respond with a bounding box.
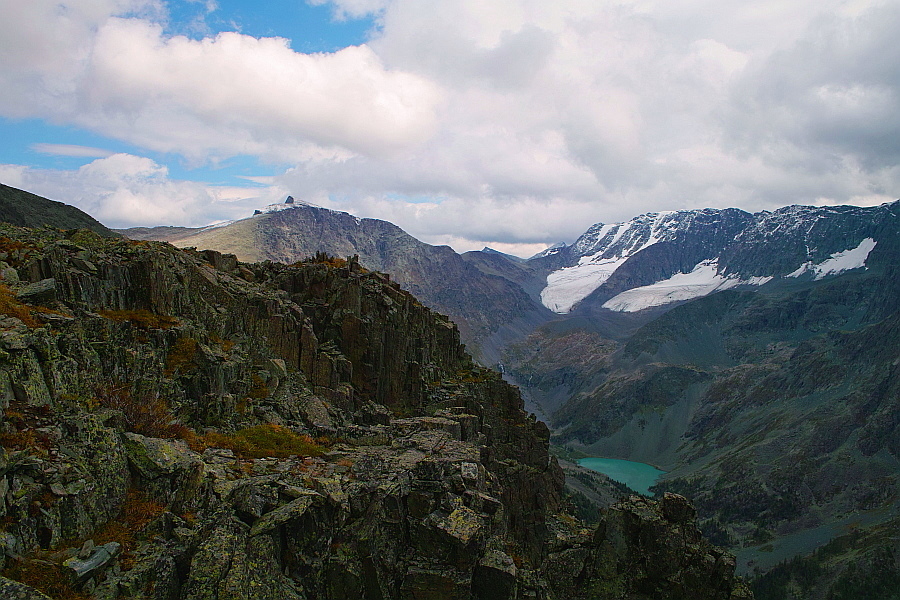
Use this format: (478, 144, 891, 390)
(788, 238, 877, 280)
(541, 256, 629, 313)
(257, 199, 315, 214)
(539, 210, 727, 313)
(197, 219, 236, 232)
(601, 259, 774, 313)
(540, 215, 677, 313)
(746, 275, 775, 286)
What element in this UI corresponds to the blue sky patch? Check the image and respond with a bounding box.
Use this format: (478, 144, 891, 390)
(165, 0, 376, 53)
(0, 1, 373, 188)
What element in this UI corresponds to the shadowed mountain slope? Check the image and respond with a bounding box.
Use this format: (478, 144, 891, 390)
(0, 183, 117, 237)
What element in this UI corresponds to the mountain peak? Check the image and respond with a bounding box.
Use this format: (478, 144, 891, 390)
(529, 242, 567, 259)
(480, 247, 526, 263)
(252, 196, 318, 217)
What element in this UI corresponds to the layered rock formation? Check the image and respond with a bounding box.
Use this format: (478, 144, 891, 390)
(0, 224, 750, 599)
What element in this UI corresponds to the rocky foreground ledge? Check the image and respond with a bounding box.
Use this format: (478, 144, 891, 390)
(0, 224, 751, 599)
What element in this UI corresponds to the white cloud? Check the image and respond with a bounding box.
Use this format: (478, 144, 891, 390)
(1, 154, 283, 228)
(31, 143, 115, 158)
(314, 192, 606, 250)
(0, 1, 439, 162)
(308, 0, 388, 20)
(79, 19, 440, 160)
(292, 0, 898, 248)
(1, 0, 898, 253)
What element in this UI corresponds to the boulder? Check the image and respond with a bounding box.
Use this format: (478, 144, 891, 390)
(15, 278, 56, 304)
(62, 541, 120, 583)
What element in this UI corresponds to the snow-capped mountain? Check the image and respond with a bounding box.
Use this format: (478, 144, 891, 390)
(534, 202, 899, 314)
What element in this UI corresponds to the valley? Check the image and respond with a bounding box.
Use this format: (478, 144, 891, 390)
(122, 196, 900, 598)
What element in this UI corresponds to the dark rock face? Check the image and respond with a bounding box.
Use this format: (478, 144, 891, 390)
(0, 224, 750, 599)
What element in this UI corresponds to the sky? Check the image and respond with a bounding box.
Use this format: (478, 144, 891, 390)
(1, 0, 898, 257)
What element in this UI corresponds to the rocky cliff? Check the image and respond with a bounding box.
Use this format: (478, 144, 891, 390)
(119, 201, 551, 360)
(0, 224, 750, 599)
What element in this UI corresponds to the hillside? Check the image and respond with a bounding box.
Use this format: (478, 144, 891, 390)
(0, 223, 750, 599)
(0, 183, 118, 238)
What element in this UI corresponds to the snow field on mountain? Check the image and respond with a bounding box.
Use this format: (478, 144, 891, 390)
(540, 256, 630, 313)
(788, 238, 877, 280)
(540, 215, 678, 313)
(600, 260, 775, 313)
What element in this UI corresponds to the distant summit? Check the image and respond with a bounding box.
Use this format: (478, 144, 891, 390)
(528, 241, 567, 260)
(253, 196, 316, 216)
(479, 247, 526, 263)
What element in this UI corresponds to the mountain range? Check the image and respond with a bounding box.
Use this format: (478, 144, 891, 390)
(3, 181, 900, 598)
(120, 199, 551, 364)
(0, 185, 750, 600)
(505, 201, 900, 598)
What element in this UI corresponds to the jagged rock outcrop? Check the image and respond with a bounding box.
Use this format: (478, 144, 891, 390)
(0, 224, 750, 599)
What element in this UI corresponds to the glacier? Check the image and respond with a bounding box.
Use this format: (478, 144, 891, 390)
(601, 259, 773, 313)
(787, 238, 877, 280)
(541, 256, 630, 313)
(539, 212, 679, 313)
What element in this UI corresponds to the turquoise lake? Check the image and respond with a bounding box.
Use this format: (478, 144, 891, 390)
(577, 457, 666, 496)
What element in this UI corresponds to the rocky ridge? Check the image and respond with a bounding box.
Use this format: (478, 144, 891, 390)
(0, 224, 750, 599)
(119, 200, 551, 360)
(531, 201, 899, 315)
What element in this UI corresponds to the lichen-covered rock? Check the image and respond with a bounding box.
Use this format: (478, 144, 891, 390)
(15, 278, 57, 305)
(123, 433, 205, 512)
(472, 547, 518, 600)
(580, 494, 749, 599)
(0, 576, 53, 600)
